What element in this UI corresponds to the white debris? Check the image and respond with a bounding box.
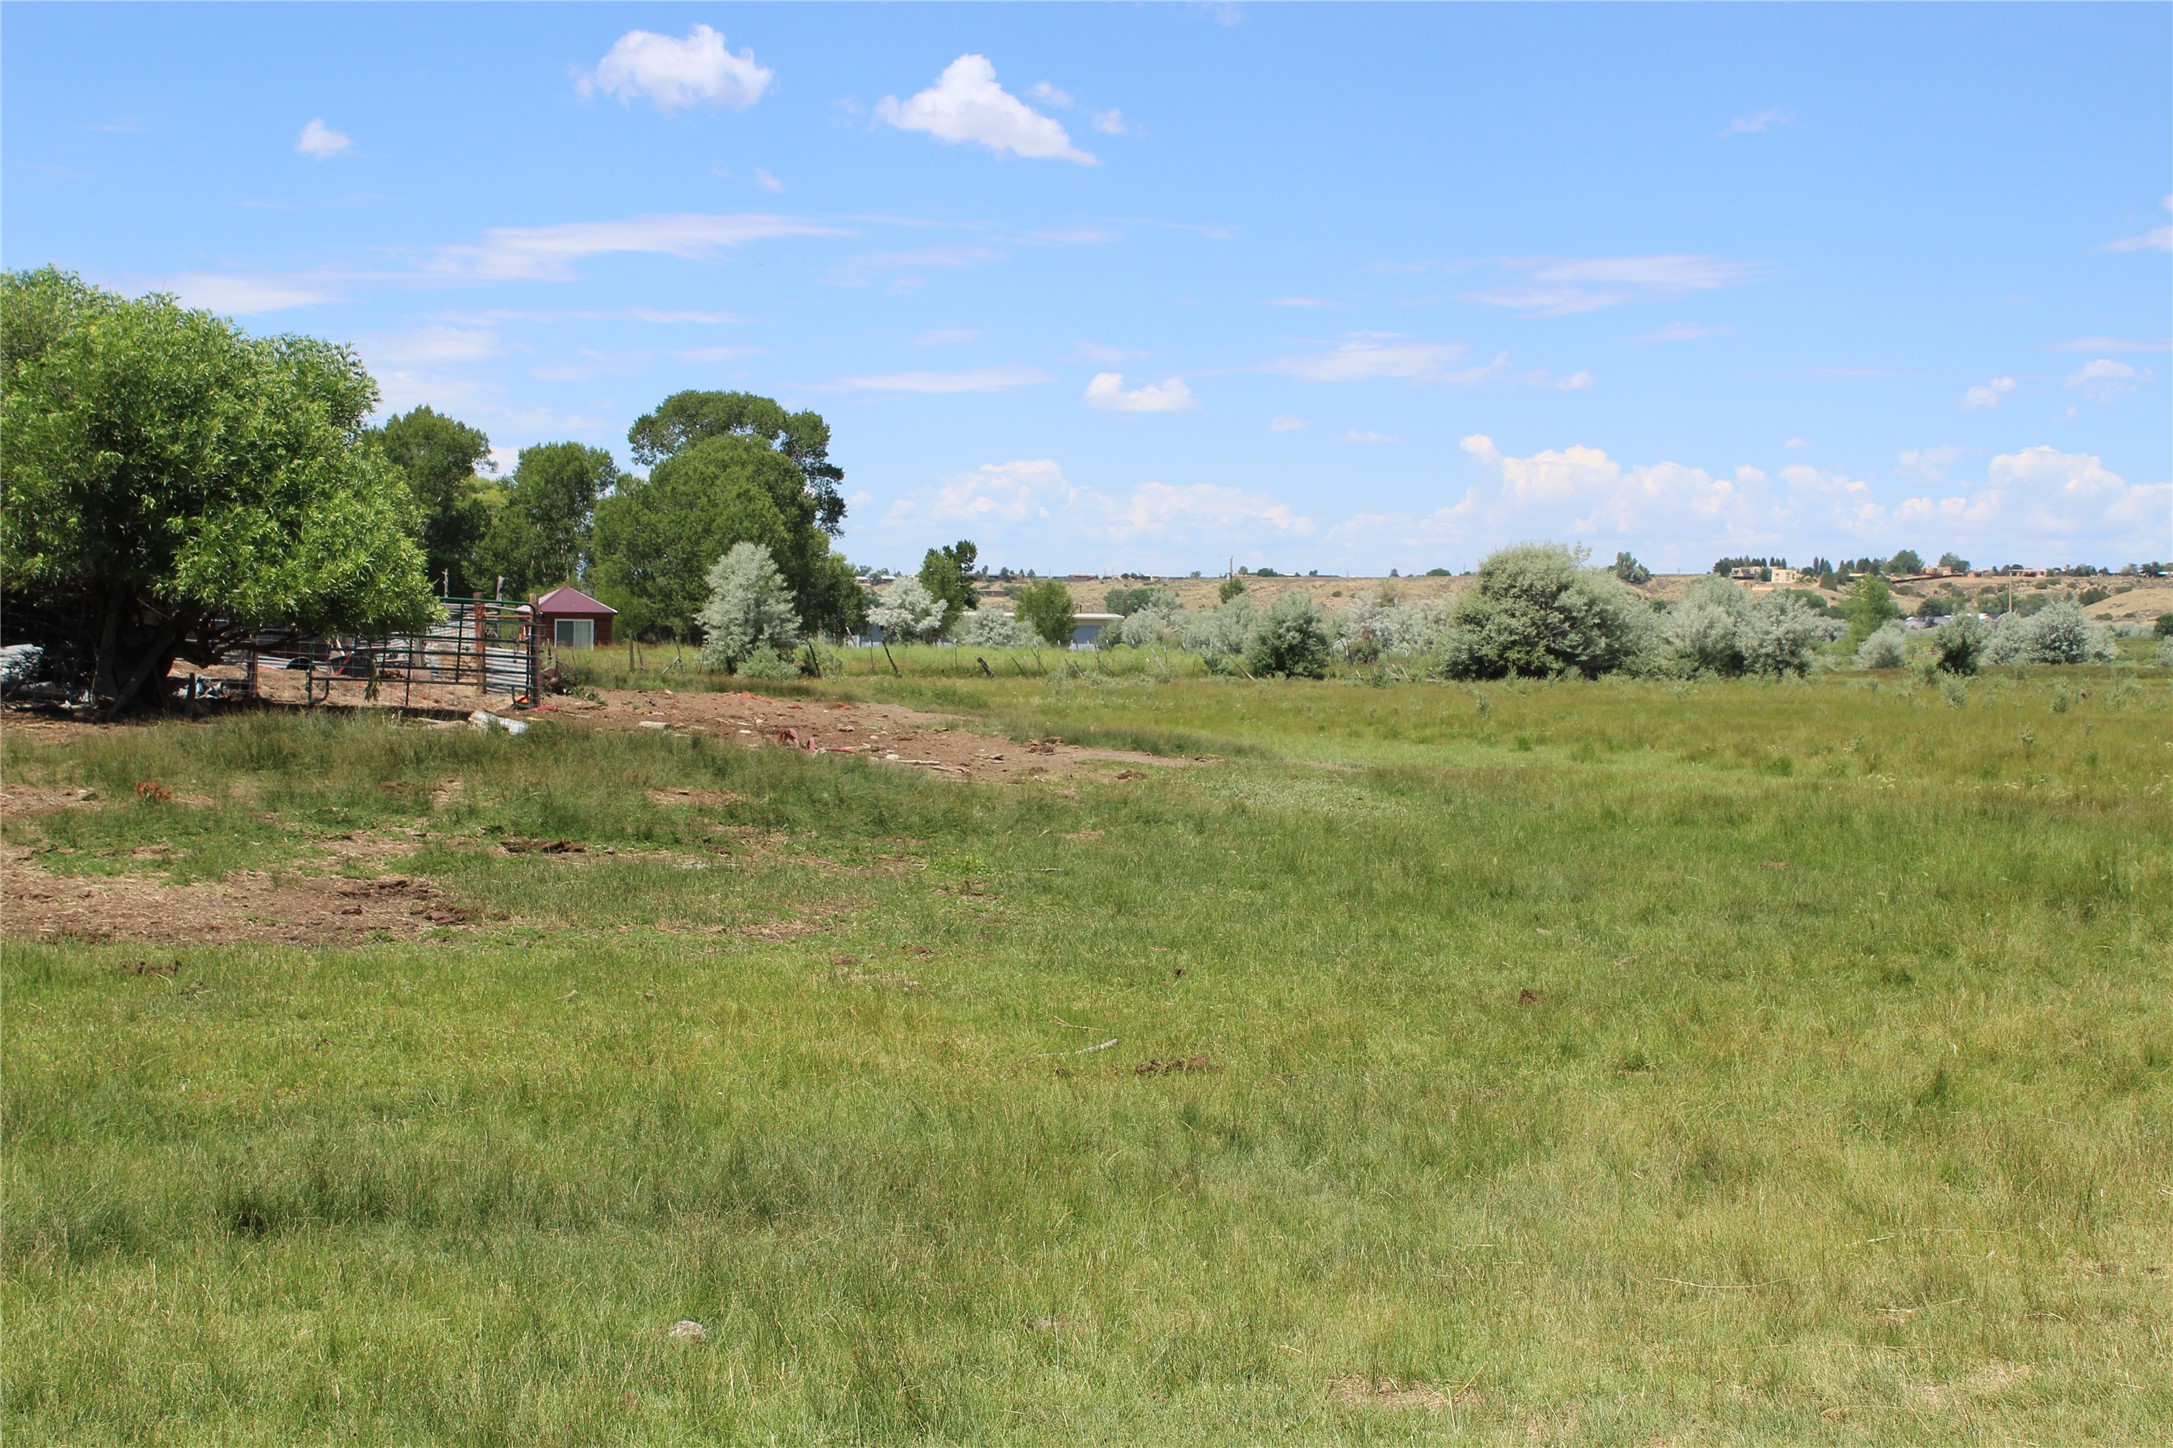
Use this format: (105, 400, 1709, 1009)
(638, 720, 670, 731)
(667, 1319, 708, 1342)
(467, 710, 529, 736)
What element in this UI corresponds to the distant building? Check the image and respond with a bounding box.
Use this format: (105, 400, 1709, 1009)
(1070, 613, 1122, 648)
(533, 585, 616, 649)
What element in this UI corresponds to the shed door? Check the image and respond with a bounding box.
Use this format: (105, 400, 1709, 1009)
(553, 618, 594, 649)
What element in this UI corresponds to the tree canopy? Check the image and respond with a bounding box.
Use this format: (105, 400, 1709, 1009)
(367, 405, 492, 596)
(917, 540, 980, 630)
(626, 390, 847, 535)
(473, 441, 617, 600)
(1013, 578, 1077, 648)
(0, 267, 434, 710)
(590, 432, 861, 640)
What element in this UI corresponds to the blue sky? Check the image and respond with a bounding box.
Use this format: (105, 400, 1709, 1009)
(6, 3, 2169, 573)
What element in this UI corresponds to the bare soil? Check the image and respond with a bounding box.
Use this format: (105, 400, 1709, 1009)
(2, 841, 466, 947)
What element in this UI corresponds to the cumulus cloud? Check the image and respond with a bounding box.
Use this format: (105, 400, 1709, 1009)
(876, 55, 1097, 164)
(1268, 415, 1305, 433)
(1084, 372, 1198, 412)
(1896, 445, 1966, 484)
(1464, 254, 1762, 316)
(1090, 109, 1131, 136)
(2065, 357, 2152, 402)
(2102, 196, 2173, 252)
(1721, 107, 1794, 136)
(885, 459, 1313, 546)
(829, 365, 1050, 394)
(295, 119, 351, 160)
(1960, 376, 2016, 410)
(1785, 437, 1811, 449)
(579, 25, 774, 111)
(1027, 81, 1073, 108)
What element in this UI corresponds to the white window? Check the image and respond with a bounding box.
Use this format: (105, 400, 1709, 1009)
(553, 618, 594, 649)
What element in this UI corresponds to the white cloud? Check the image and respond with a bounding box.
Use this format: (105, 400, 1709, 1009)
(1263, 296, 1336, 309)
(1785, 437, 1811, 449)
(2102, 196, 2173, 252)
(1721, 107, 1794, 136)
(754, 167, 783, 193)
(1076, 341, 1148, 364)
(825, 245, 1006, 287)
(829, 365, 1050, 394)
(1028, 81, 1073, 108)
(1466, 255, 1762, 316)
(1636, 321, 1733, 342)
(295, 119, 351, 160)
(1960, 376, 2016, 410)
(887, 460, 1313, 545)
(1018, 227, 1119, 245)
(2046, 335, 2170, 353)
(361, 324, 506, 367)
(1084, 372, 1199, 412)
(1268, 415, 1305, 433)
(673, 345, 762, 363)
(876, 55, 1097, 165)
(427, 212, 847, 283)
(1896, 445, 1966, 484)
(161, 271, 340, 314)
(1343, 429, 1397, 444)
(1090, 109, 1130, 136)
(1554, 370, 1595, 391)
(579, 25, 774, 112)
(2065, 357, 2152, 402)
(1261, 334, 1467, 382)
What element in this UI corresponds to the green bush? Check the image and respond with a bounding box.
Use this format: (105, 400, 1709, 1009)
(1436, 544, 1651, 680)
(1931, 611, 1987, 675)
(1242, 592, 1330, 678)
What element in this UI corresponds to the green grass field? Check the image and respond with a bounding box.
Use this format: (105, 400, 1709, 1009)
(6, 664, 2170, 1444)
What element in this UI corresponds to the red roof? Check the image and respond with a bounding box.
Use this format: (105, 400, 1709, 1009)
(533, 585, 617, 615)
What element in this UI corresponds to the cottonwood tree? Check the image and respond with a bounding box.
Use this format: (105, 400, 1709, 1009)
(591, 428, 861, 639)
(917, 539, 980, 630)
(696, 542, 800, 671)
(1012, 578, 1077, 648)
(474, 441, 617, 598)
(627, 390, 847, 534)
(368, 405, 492, 596)
(0, 267, 434, 711)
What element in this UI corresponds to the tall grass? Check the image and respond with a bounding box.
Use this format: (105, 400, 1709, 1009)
(5, 671, 2169, 1444)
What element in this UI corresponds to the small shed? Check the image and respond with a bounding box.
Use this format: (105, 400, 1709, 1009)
(1070, 612, 1122, 649)
(534, 585, 616, 649)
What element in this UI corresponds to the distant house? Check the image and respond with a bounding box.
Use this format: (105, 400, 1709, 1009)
(1070, 612, 1122, 648)
(533, 585, 616, 649)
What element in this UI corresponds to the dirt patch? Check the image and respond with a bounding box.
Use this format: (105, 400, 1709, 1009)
(1331, 1376, 1451, 1413)
(554, 688, 1193, 783)
(647, 787, 749, 807)
(1, 782, 99, 818)
(3, 843, 468, 946)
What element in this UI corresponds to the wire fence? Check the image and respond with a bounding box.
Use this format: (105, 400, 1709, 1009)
(204, 599, 540, 709)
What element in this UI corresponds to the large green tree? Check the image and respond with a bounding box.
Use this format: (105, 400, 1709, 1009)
(590, 433, 861, 639)
(0, 267, 434, 711)
(917, 539, 980, 630)
(367, 405, 492, 596)
(473, 441, 617, 598)
(626, 390, 847, 535)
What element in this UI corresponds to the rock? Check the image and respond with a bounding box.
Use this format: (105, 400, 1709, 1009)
(667, 1319, 708, 1342)
(638, 720, 670, 731)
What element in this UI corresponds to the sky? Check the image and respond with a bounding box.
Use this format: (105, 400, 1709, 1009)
(5, 2, 2169, 575)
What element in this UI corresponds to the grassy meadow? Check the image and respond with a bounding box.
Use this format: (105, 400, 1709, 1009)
(5, 662, 2171, 1445)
